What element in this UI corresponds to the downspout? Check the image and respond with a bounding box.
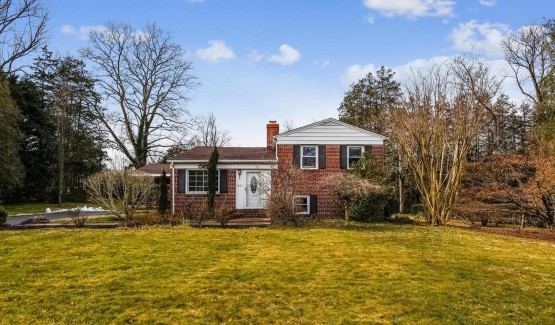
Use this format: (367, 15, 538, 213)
(171, 162, 175, 215)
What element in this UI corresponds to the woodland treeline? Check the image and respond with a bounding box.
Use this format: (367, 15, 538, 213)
(338, 20, 555, 227)
(0, 1, 230, 205)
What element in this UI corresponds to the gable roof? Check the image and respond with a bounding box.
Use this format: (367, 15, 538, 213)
(275, 118, 386, 145)
(169, 146, 276, 162)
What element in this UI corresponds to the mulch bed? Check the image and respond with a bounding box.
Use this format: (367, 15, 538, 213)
(464, 225, 555, 243)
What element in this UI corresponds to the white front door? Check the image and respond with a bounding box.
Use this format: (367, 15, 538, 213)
(245, 172, 263, 208)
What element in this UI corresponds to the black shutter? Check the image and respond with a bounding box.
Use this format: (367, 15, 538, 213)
(219, 170, 228, 193)
(310, 195, 318, 215)
(293, 145, 300, 167)
(340, 145, 347, 169)
(318, 145, 326, 169)
(178, 170, 186, 193)
(365, 145, 372, 157)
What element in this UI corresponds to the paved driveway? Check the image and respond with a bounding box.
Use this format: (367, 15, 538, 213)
(5, 211, 109, 226)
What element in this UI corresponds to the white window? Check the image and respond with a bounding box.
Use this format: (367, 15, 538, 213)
(301, 145, 318, 169)
(347, 146, 364, 169)
(294, 195, 310, 214)
(187, 170, 219, 193)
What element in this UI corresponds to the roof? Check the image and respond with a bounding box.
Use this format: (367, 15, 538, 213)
(275, 118, 386, 145)
(276, 118, 387, 139)
(136, 163, 170, 176)
(169, 146, 276, 162)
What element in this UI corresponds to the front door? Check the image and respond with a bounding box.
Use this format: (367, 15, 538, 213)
(245, 172, 263, 208)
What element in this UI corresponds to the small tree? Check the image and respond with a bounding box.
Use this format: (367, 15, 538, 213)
(158, 169, 168, 215)
(207, 147, 219, 212)
(321, 173, 386, 221)
(84, 170, 154, 226)
(265, 162, 302, 225)
(349, 152, 394, 221)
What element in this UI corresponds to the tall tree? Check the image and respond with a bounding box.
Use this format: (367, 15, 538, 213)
(391, 57, 499, 226)
(6, 75, 56, 202)
(0, 0, 48, 73)
(190, 113, 231, 147)
(338, 66, 407, 212)
(0, 75, 22, 196)
(33, 49, 106, 204)
(338, 66, 401, 134)
(502, 22, 555, 124)
(81, 22, 198, 168)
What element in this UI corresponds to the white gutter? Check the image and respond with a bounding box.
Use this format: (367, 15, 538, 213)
(167, 159, 277, 164)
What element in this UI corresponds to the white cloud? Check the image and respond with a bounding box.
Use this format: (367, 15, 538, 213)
(366, 15, 375, 24)
(449, 20, 511, 57)
(266, 44, 301, 66)
(60, 24, 107, 40)
(196, 40, 235, 62)
(478, 0, 496, 7)
(363, 0, 455, 19)
(340, 63, 377, 87)
(60, 25, 77, 35)
(246, 49, 264, 62)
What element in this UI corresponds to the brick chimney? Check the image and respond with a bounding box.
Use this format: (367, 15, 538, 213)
(266, 120, 279, 150)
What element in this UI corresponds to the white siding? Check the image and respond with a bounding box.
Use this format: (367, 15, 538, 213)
(276, 120, 384, 145)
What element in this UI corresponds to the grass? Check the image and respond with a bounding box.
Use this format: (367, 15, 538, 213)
(2, 202, 91, 215)
(0, 224, 554, 324)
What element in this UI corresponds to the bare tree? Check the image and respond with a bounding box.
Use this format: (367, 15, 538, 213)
(190, 113, 231, 147)
(391, 58, 497, 226)
(0, 0, 48, 73)
(283, 119, 295, 132)
(502, 24, 554, 113)
(81, 22, 198, 168)
(84, 169, 154, 226)
(451, 54, 503, 153)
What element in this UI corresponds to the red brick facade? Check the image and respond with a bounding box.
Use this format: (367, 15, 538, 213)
(171, 144, 385, 219)
(173, 169, 237, 214)
(275, 144, 384, 218)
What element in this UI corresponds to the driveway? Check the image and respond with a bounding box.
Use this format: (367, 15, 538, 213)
(5, 210, 109, 226)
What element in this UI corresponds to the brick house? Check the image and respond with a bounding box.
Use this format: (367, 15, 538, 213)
(166, 118, 385, 218)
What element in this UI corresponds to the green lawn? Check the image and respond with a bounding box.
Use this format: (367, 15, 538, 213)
(3, 202, 91, 215)
(0, 224, 554, 324)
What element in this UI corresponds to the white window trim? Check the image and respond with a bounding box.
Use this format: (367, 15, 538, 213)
(347, 146, 365, 169)
(300, 145, 318, 169)
(186, 169, 220, 194)
(294, 195, 310, 215)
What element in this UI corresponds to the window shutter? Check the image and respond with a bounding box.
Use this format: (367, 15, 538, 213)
(219, 170, 228, 193)
(178, 170, 186, 193)
(309, 195, 318, 215)
(340, 145, 347, 169)
(318, 145, 326, 169)
(293, 145, 300, 167)
(365, 145, 372, 156)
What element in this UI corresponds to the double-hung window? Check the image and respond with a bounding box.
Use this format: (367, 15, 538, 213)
(294, 195, 310, 214)
(347, 146, 364, 169)
(187, 170, 219, 193)
(301, 145, 318, 169)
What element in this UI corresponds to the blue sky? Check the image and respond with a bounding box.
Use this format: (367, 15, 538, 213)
(46, 0, 553, 146)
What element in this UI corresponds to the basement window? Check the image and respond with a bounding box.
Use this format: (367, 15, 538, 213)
(294, 195, 310, 214)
